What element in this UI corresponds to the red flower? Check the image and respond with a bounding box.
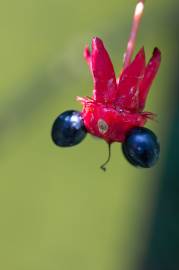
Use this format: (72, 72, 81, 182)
(51, 0, 161, 170)
(77, 37, 161, 143)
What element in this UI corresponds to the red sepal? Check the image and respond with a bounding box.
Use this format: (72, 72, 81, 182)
(139, 48, 161, 110)
(116, 47, 145, 111)
(84, 37, 117, 104)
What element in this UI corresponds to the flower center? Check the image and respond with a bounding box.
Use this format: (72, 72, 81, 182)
(98, 119, 108, 134)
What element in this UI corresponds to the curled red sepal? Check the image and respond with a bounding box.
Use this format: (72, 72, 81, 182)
(139, 47, 161, 110)
(77, 37, 161, 144)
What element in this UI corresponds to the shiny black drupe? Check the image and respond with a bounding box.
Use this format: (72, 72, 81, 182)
(122, 127, 160, 168)
(51, 110, 87, 147)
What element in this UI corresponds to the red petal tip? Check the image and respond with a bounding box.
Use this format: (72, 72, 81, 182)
(84, 45, 91, 58)
(92, 37, 104, 50)
(135, 46, 145, 61)
(139, 46, 145, 53)
(153, 47, 161, 61)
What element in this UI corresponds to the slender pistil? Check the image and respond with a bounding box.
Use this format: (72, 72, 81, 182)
(100, 143, 112, 171)
(123, 0, 145, 69)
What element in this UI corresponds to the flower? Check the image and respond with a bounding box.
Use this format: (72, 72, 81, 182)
(77, 37, 161, 143)
(51, 0, 162, 170)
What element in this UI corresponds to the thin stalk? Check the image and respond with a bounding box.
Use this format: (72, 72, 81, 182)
(123, 0, 145, 69)
(100, 143, 112, 171)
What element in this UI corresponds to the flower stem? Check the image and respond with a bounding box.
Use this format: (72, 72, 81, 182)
(123, 0, 145, 69)
(100, 143, 111, 171)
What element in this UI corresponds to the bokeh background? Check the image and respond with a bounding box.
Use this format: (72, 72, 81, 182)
(0, 0, 178, 269)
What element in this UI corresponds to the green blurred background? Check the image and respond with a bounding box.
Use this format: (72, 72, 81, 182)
(0, 0, 178, 269)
